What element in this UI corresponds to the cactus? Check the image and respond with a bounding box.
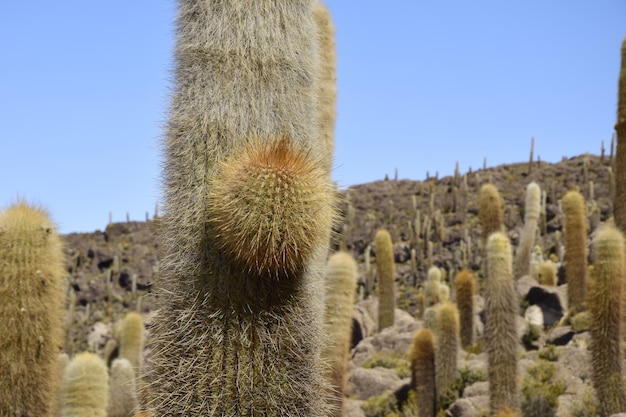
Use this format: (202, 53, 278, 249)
(117, 311, 145, 375)
(108, 358, 138, 417)
(60, 352, 109, 417)
(425, 266, 442, 307)
(588, 226, 626, 417)
(144, 1, 336, 415)
(313, 0, 336, 174)
(454, 270, 476, 349)
(375, 228, 395, 331)
(322, 251, 358, 416)
(0, 201, 66, 417)
(479, 184, 504, 247)
(485, 232, 519, 416)
(562, 190, 588, 313)
(615, 36, 626, 233)
(513, 182, 541, 279)
(410, 328, 437, 417)
(435, 302, 459, 399)
(538, 261, 557, 286)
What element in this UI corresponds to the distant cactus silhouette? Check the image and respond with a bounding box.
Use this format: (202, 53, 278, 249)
(486, 232, 519, 416)
(513, 182, 541, 279)
(375, 228, 395, 331)
(454, 270, 476, 349)
(0, 201, 66, 417)
(60, 352, 109, 417)
(588, 226, 626, 417)
(410, 328, 437, 417)
(144, 1, 336, 415)
(562, 190, 588, 313)
(322, 251, 358, 416)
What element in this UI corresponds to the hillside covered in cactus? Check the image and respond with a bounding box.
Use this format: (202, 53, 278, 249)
(55, 151, 617, 417)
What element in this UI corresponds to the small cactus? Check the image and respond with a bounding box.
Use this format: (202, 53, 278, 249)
(0, 201, 66, 417)
(108, 358, 138, 417)
(562, 190, 588, 313)
(410, 328, 437, 417)
(513, 182, 541, 279)
(117, 311, 145, 375)
(454, 270, 476, 349)
(375, 228, 395, 331)
(435, 302, 459, 399)
(60, 352, 109, 417)
(322, 251, 358, 416)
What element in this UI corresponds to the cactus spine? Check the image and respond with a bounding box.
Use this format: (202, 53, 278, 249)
(144, 1, 335, 415)
(60, 352, 109, 417)
(454, 270, 476, 349)
(562, 190, 588, 313)
(615, 36, 626, 233)
(322, 251, 357, 416)
(0, 201, 66, 417)
(108, 358, 138, 417)
(375, 228, 395, 331)
(486, 232, 519, 416)
(435, 302, 459, 399)
(410, 328, 437, 417)
(588, 226, 626, 417)
(513, 182, 541, 279)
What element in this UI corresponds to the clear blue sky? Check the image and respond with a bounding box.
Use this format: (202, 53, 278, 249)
(1, 1, 624, 234)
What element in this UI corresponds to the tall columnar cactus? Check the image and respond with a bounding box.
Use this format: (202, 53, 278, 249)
(435, 302, 459, 399)
(486, 232, 519, 416)
(313, 0, 336, 175)
(562, 190, 588, 313)
(410, 328, 437, 417)
(375, 228, 395, 331)
(0, 201, 66, 417)
(513, 182, 541, 279)
(614, 36, 626, 233)
(60, 352, 109, 417)
(117, 311, 145, 375)
(322, 251, 358, 417)
(108, 358, 138, 417)
(144, 1, 336, 415)
(454, 270, 476, 349)
(588, 226, 626, 417)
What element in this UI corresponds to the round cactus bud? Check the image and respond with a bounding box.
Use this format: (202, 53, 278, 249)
(208, 137, 335, 279)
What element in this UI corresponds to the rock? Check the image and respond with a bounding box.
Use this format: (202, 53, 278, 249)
(393, 242, 411, 263)
(515, 275, 566, 328)
(524, 305, 544, 328)
(344, 399, 366, 417)
(352, 304, 376, 348)
(463, 381, 489, 398)
(547, 325, 575, 346)
(348, 367, 403, 400)
(449, 395, 489, 417)
(87, 321, 111, 351)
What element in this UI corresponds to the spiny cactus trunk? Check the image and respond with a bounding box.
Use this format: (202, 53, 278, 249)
(144, 1, 334, 416)
(0, 202, 66, 417)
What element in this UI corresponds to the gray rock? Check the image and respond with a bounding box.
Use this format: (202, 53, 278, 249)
(348, 367, 402, 401)
(449, 395, 489, 417)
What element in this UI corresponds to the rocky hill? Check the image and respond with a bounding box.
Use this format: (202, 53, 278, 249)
(60, 152, 614, 417)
